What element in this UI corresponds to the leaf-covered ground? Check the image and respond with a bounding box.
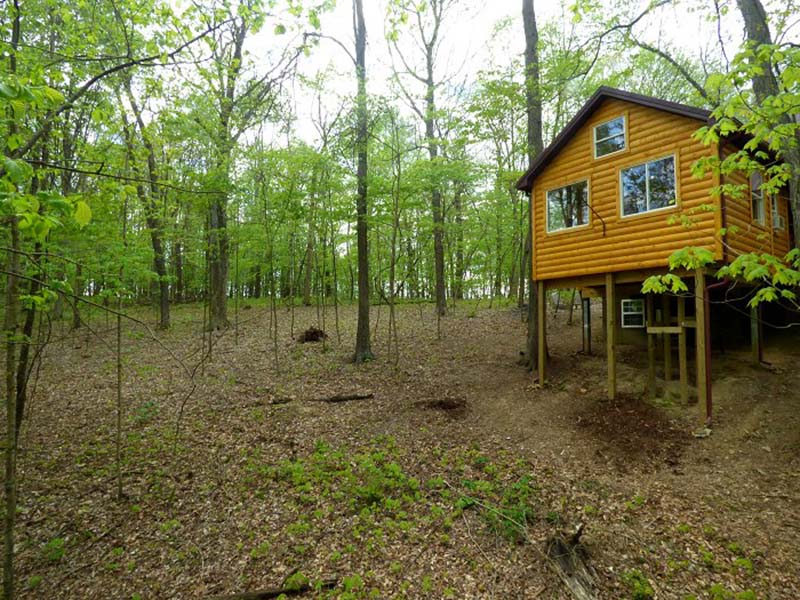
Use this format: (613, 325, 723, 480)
(8, 300, 800, 599)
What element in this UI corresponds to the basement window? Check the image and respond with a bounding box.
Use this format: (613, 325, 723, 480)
(621, 299, 645, 328)
(620, 155, 677, 217)
(546, 180, 590, 232)
(594, 116, 626, 158)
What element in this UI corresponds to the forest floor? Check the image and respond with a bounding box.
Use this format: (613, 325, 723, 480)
(9, 299, 800, 599)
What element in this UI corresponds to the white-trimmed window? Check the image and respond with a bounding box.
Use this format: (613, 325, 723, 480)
(620, 155, 677, 217)
(594, 116, 626, 158)
(751, 172, 767, 226)
(546, 180, 589, 232)
(772, 197, 785, 231)
(621, 299, 645, 328)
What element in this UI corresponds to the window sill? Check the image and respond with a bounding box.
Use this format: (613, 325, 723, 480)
(618, 203, 680, 221)
(544, 223, 593, 237)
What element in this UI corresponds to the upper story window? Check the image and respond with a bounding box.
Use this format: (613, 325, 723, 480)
(594, 116, 626, 158)
(546, 180, 589, 232)
(620, 155, 676, 217)
(771, 197, 785, 231)
(750, 172, 767, 226)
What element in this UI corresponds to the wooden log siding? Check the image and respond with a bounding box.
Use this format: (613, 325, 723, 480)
(720, 142, 792, 260)
(531, 98, 720, 281)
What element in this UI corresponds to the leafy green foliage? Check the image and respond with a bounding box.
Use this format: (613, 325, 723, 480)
(717, 250, 800, 307)
(621, 569, 654, 600)
(42, 538, 65, 562)
(642, 247, 714, 295)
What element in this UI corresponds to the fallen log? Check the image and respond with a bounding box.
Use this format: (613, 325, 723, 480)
(308, 392, 374, 403)
(207, 578, 337, 600)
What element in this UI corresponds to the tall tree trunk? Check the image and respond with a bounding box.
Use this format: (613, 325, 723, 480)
(122, 85, 170, 328)
(453, 184, 465, 300)
(252, 263, 262, 299)
(71, 264, 83, 330)
(302, 182, 316, 307)
(353, 0, 373, 363)
(174, 239, 184, 303)
(736, 0, 800, 243)
(207, 19, 247, 330)
(208, 193, 230, 329)
(426, 71, 447, 316)
(523, 0, 543, 370)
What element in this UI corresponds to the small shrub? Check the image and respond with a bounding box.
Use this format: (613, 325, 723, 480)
(625, 495, 646, 511)
(159, 519, 180, 534)
(43, 537, 65, 562)
(701, 549, 718, 570)
(733, 557, 754, 574)
(342, 574, 364, 592)
(132, 400, 159, 424)
(26, 575, 43, 590)
(621, 569, 654, 600)
(284, 571, 309, 591)
(250, 542, 270, 560)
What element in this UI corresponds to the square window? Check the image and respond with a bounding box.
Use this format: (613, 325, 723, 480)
(621, 298, 645, 328)
(546, 180, 589, 232)
(594, 116, 626, 158)
(620, 156, 677, 216)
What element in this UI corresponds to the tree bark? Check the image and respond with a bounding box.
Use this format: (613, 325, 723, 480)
(71, 263, 83, 330)
(353, 0, 373, 363)
(523, 0, 544, 370)
(453, 183, 465, 300)
(208, 193, 230, 329)
(174, 238, 184, 303)
(425, 51, 447, 316)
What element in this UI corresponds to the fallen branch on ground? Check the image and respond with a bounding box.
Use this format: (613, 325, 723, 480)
(207, 578, 337, 600)
(308, 392, 374, 403)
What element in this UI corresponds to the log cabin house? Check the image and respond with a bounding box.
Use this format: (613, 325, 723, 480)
(516, 86, 794, 422)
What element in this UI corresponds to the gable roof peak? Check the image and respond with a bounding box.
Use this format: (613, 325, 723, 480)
(516, 87, 711, 192)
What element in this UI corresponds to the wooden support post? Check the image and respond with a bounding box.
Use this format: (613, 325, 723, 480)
(537, 280, 546, 383)
(677, 296, 688, 404)
(581, 296, 591, 355)
(750, 303, 762, 364)
(605, 273, 616, 400)
(601, 292, 607, 338)
(663, 295, 672, 382)
(646, 295, 656, 399)
(694, 270, 708, 410)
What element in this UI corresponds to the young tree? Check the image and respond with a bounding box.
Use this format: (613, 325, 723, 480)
(389, 0, 456, 317)
(353, 0, 373, 362)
